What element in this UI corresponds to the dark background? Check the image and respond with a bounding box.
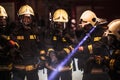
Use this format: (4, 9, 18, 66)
(0, 0, 120, 26)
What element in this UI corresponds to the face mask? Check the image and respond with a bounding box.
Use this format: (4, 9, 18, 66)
(0, 17, 7, 27)
(20, 15, 32, 26)
(53, 22, 66, 36)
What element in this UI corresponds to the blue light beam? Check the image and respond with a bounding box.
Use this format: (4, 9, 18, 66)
(48, 26, 96, 80)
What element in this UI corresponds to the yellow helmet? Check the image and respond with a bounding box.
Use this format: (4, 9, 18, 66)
(0, 5, 8, 17)
(18, 5, 34, 16)
(53, 9, 68, 22)
(108, 19, 120, 41)
(80, 10, 97, 26)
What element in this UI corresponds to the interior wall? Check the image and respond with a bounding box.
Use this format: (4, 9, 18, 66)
(76, 6, 91, 25)
(0, 2, 15, 22)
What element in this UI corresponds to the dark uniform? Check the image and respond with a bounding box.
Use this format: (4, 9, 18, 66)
(108, 49, 120, 80)
(44, 9, 76, 80)
(81, 19, 120, 80)
(44, 29, 75, 80)
(10, 5, 44, 80)
(76, 27, 111, 80)
(10, 21, 42, 80)
(0, 5, 14, 80)
(75, 10, 110, 80)
(0, 26, 13, 80)
(103, 19, 120, 80)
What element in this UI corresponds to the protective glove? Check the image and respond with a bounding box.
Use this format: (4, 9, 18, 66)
(9, 40, 19, 48)
(0, 35, 19, 49)
(39, 50, 46, 61)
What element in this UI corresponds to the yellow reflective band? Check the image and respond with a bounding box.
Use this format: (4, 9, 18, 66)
(17, 36, 24, 40)
(48, 48, 54, 52)
(64, 48, 70, 54)
(53, 36, 57, 40)
(69, 45, 74, 50)
(40, 56, 46, 60)
(7, 36, 10, 40)
(8, 63, 13, 70)
(114, 50, 120, 54)
(69, 62, 73, 70)
(1, 35, 10, 40)
(0, 63, 13, 70)
(30, 35, 36, 39)
(88, 44, 93, 54)
(15, 42, 20, 48)
(17, 35, 36, 40)
(96, 56, 101, 64)
(94, 37, 101, 41)
(40, 50, 46, 54)
(62, 38, 66, 42)
(109, 59, 115, 70)
(104, 56, 109, 60)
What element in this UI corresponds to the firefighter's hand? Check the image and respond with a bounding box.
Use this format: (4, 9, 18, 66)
(45, 63, 58, 71)
(73, 46, 83, 58)
(0, 35, 19, 48)
(9, 40, 19, 48)
(50, 67, 58, 72)
(39, 50, 46, 61)
(76, 46, 84, 54)
(50, 67, 60, 72)
(78, 46, 84, 51)
(37, 60, 45, 70)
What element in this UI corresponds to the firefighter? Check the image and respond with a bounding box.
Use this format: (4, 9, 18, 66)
(74, 10, 111, 80)
(10, 4, 45, 80)
(44, 9, 76, 80)
(103, 19, 120, 80)
(0, 5, 16, 80)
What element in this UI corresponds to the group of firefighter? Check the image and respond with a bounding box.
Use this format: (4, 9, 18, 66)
(0, 4, 120, 80)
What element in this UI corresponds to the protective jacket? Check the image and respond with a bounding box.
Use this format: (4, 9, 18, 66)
(0, 25, 13, 71)
(10, 22, 42, 66)
(44, 28, 74, 67)
(75, 25, 111, 80)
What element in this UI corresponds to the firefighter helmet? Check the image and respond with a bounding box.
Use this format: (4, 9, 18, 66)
(0, 5, 8, 17)
(80, 10, 98, 26)
(53, 9, 68, 22)
(18, 5, 34, 16)
(108, 19, 120, 41)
